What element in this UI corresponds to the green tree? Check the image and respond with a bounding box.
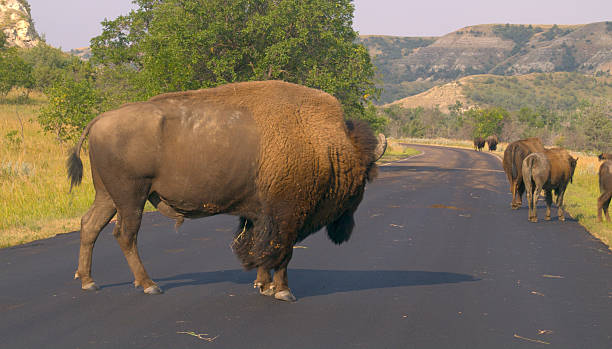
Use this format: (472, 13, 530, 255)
(466, 107, 507, 138)
(20, 43, 73, 92)
(37, 62, 100, 142)
(91, 0, 378, 121)
(576, 102, 612, 151)
(0, 32, 34, 98)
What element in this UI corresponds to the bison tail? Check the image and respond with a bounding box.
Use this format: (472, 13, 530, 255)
(66, 117, 97, 192)
(67, 149, 83, 192)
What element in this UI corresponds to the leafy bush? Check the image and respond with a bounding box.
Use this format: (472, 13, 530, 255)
(20, 43, 73, 92)
(37, 70, 99, 142)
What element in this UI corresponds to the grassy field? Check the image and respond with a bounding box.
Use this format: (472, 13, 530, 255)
(403, 137, 611, 249)
(0, 92, 96, 247)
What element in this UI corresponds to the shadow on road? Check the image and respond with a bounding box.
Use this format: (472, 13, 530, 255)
(145, 269, 478, 298)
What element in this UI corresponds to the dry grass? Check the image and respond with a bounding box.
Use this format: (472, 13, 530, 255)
(379, 140, 421, 163)
(0, 91, 96, 247)
(563, 154, 612, 249)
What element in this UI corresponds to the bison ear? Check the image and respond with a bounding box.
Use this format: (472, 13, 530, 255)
(326, 211, 355, 245)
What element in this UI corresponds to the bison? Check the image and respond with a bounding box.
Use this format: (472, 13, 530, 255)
(502, 137, 545, 209)
(486, 135, 498, 151)
(522, 148, 577, 222)
(473, 137, 485, 151)
(598, 153, 612, 161)
(68, 80, 387, 302)
(597, 160, 612, 222)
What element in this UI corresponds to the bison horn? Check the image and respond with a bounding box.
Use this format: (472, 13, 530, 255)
(374, 133, 387, 161)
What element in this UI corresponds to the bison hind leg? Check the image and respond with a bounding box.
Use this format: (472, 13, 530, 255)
(598, 191, 612, 222)
(326, 210, 355, 245)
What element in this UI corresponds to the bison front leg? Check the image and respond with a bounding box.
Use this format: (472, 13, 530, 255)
(254, 267, 274, 296)
(272, 258, 296, 302)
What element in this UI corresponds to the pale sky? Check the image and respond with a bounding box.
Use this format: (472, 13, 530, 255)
(26, 0, 612, 50)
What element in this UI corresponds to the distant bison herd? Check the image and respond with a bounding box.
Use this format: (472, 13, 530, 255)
(473, 135, 498, 152)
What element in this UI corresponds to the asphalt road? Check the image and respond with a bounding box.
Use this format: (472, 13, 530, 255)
(1, 145, 611, 349)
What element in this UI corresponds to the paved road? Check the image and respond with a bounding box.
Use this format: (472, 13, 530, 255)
(1, 145, 611, 348)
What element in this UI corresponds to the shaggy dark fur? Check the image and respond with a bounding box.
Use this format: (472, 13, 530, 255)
(473, 137, 485, 151)
(486, 135, 498, 151)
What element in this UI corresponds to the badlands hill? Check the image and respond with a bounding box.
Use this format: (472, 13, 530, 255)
(359, 22, 612, 104)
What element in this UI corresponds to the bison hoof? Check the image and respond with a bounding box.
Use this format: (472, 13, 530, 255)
(259, 285, 276, 297)
(274, 290, 297, 302)
(82, 282, 99, 291)
(529, 218, 538, 223)
(545, 216, 551, 221)
(144, 285, 163, 295)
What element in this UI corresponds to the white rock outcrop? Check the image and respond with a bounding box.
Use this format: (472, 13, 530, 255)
(0, 0, 39, 48)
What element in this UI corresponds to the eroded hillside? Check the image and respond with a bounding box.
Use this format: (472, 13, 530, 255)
(359, 22, 612, 103)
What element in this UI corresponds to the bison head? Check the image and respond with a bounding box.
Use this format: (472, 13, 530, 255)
(569, 156, 578, 183)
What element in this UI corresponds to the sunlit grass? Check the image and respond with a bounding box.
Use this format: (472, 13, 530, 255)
(379, 140, 421, 163)
(564, 154, 612, 249)
(0, 91, 96, 247)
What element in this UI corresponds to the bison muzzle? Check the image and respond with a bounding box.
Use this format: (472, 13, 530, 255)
(68, 81, 387, 301)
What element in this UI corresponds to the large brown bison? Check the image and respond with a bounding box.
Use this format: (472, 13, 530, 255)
(597, 160, 612, 222)
(522, 148, 577, 222)
(473, 137, 485, 151)
(502, 137, 545, 209)
(67, 81, 387, 302)
(486, 135, 498, 151)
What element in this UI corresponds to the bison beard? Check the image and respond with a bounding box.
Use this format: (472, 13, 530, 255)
(231, 119, 378, 270)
